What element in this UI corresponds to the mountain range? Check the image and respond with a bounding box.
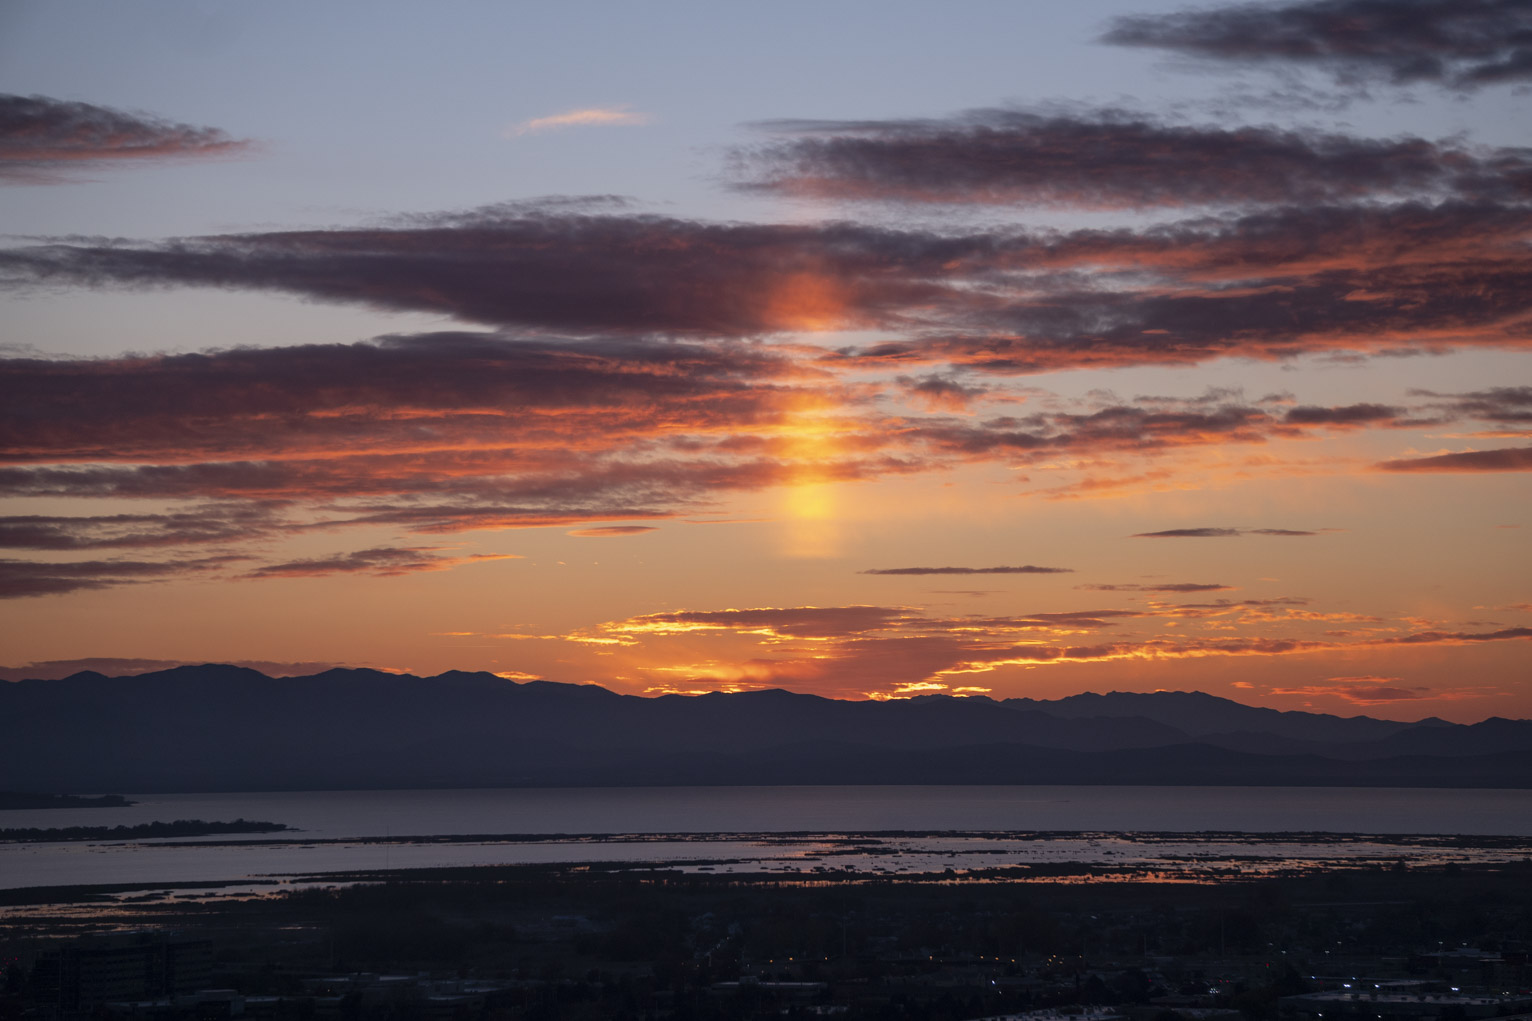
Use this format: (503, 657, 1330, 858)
(3, 665, 1530, 793)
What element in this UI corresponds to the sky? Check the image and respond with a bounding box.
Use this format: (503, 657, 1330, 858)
(0, 0, 1529, 722)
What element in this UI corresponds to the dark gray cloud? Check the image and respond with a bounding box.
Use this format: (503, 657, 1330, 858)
(1379, 626, 1532, 644)
(0, 332, 804, 463)
(0, 554, 245, 598)
(905, 403, 1274, 459)
(1133, 527, 1244, 538)
(566, 525, 659, 537)
(0, 94, 249, 184)
(1132, 527, 1320, 538)
(737, 109, 1509, 208)
(1377, 446, 1532, 471)
(1283, 403, 1403, 425)
(822, 200, 1532, 374)
(0, 505, 280, 549)
(896, 374, 990, 411)
(0, 210, 962, 337)
(5, 198, 1531, 372)
(1102, 0, 1532, 90)
(249, 546, 515, 578)
(1410, 386, 1532, 424)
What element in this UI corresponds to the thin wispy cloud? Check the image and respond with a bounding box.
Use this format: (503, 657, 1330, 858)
(862, 565, 1073, 576)
(567, 525, 659, 537)
(507, 106, 651, 137)
(1131, 527, 1320, 538)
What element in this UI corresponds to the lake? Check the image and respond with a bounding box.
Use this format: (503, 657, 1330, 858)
(3, 784, 1530, 892)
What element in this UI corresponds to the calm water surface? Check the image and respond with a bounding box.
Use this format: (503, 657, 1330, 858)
(3, 785, 1529, 892)
(8, 784, 1532, 838)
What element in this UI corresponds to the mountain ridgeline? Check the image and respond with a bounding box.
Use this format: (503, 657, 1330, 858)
(3, 666, 1530, 792)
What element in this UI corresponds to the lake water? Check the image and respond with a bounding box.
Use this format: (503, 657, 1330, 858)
(3, 785, 1530, 893)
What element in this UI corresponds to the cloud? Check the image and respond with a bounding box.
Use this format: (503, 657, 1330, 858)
(737, 108, 1506, 208)
(1131, 527, 1318, 537)
(1102, 0, 1532, 91)
(0, 331, 1462, 580)
(0, 319, 1491, 609)
(0, 208, 952, 338)
(1283, 403, 1403, 426)
(0, 93, 250, 184)
(861, 565, 1072, 576)
(1263, 674, 1508, 708)
(572, 597, 1532, 698)
(608, 605, 920, 640)
(1082, 582, 1234, 592)
(1269, 679, 1430, 705)
(1376, 446, 1532, 472)
(6, 198, 1532, 373)
(928, 590, 1002, 597)
(0, 554, 245, 598)
(248, 546, 519, 578)
(1412, 386, 1532, 424)
(508, 106, 650, 136)
(0, 332, 812, 465)
(1132, 527, 1242, 538)
(900, 400, 1284, 461)
(1377, 626, 1532, 645)
(566, 525, 658, 537)
(820, 199, 1532, 374)
(896, 374, 990, 412)
(0, 505, 282, 549)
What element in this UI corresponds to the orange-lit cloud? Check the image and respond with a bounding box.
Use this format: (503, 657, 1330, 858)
(0, 337, 1515, 603)
(566, 601, 1532, 700)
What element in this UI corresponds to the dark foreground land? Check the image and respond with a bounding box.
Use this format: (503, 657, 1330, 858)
(3, 858, 1531, 1021)
(0, 819, 289, 843)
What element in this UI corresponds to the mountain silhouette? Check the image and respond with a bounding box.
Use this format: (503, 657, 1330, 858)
(2, 667, 1528, 792)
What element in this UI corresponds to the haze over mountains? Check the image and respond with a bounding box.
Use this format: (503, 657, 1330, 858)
(4, 666, 1531, 793)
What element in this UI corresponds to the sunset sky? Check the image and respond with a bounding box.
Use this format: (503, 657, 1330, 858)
(1, 0, 1529, 722)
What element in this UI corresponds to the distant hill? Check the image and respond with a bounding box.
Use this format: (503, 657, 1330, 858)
(0, 791, 134, 810)
(1, 666, 1529, 792)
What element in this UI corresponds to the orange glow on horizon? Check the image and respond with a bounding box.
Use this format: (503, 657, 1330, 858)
(775, 394, 858, 558)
